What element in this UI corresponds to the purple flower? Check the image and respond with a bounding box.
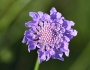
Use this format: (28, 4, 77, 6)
(22, 7, 77, 63)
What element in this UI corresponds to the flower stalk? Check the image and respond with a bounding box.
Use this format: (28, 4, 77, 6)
(34, 58, 40, 70)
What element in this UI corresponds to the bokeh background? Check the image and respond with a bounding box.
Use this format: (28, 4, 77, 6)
(0, 0, 90, 70)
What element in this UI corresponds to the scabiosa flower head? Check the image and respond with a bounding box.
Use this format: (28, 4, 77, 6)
(22, 7, 77, 63)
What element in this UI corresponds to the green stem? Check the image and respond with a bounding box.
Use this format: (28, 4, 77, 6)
(34, 58, 40, 70)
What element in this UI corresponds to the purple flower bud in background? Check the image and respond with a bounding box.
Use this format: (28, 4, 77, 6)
(22, 7, 77, 63)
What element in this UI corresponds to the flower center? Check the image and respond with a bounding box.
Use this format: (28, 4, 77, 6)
(39, 23, 57, 45)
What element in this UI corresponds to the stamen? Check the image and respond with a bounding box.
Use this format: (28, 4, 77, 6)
(39, 23, 57, 45)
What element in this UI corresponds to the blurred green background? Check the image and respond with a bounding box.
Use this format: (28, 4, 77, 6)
(0, 0, 90, 70)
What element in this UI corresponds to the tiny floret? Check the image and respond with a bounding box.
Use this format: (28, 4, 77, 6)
(22, 7, 77, 63)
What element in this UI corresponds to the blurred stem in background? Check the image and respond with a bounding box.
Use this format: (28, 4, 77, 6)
(34, 58, 40, 70)
(69, 42, 90, 70)
(0, 0, 15, 19)
(0, 0, 32, 32)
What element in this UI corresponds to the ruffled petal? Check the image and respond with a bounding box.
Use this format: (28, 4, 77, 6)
(38, 11, 43, 18)
(25, 21, 37, 28)
(64, 30, 73, 40)
(22, 36, 27, 43)
(50, 7, 57, 15)
(62, 20, 68, 28)
(29, 12, 39, 21)
(66, 20, 75, 30)
(28, 41, 36, 51)
(71, 30, 77, 36)
(52, 48, 64, 61)
(60, 42, 69, 56)
(37, 49, 46, 63)
(43, 13, 50, 22)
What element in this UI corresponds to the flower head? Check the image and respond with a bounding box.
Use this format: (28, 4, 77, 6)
(22, 7, 77, 63)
